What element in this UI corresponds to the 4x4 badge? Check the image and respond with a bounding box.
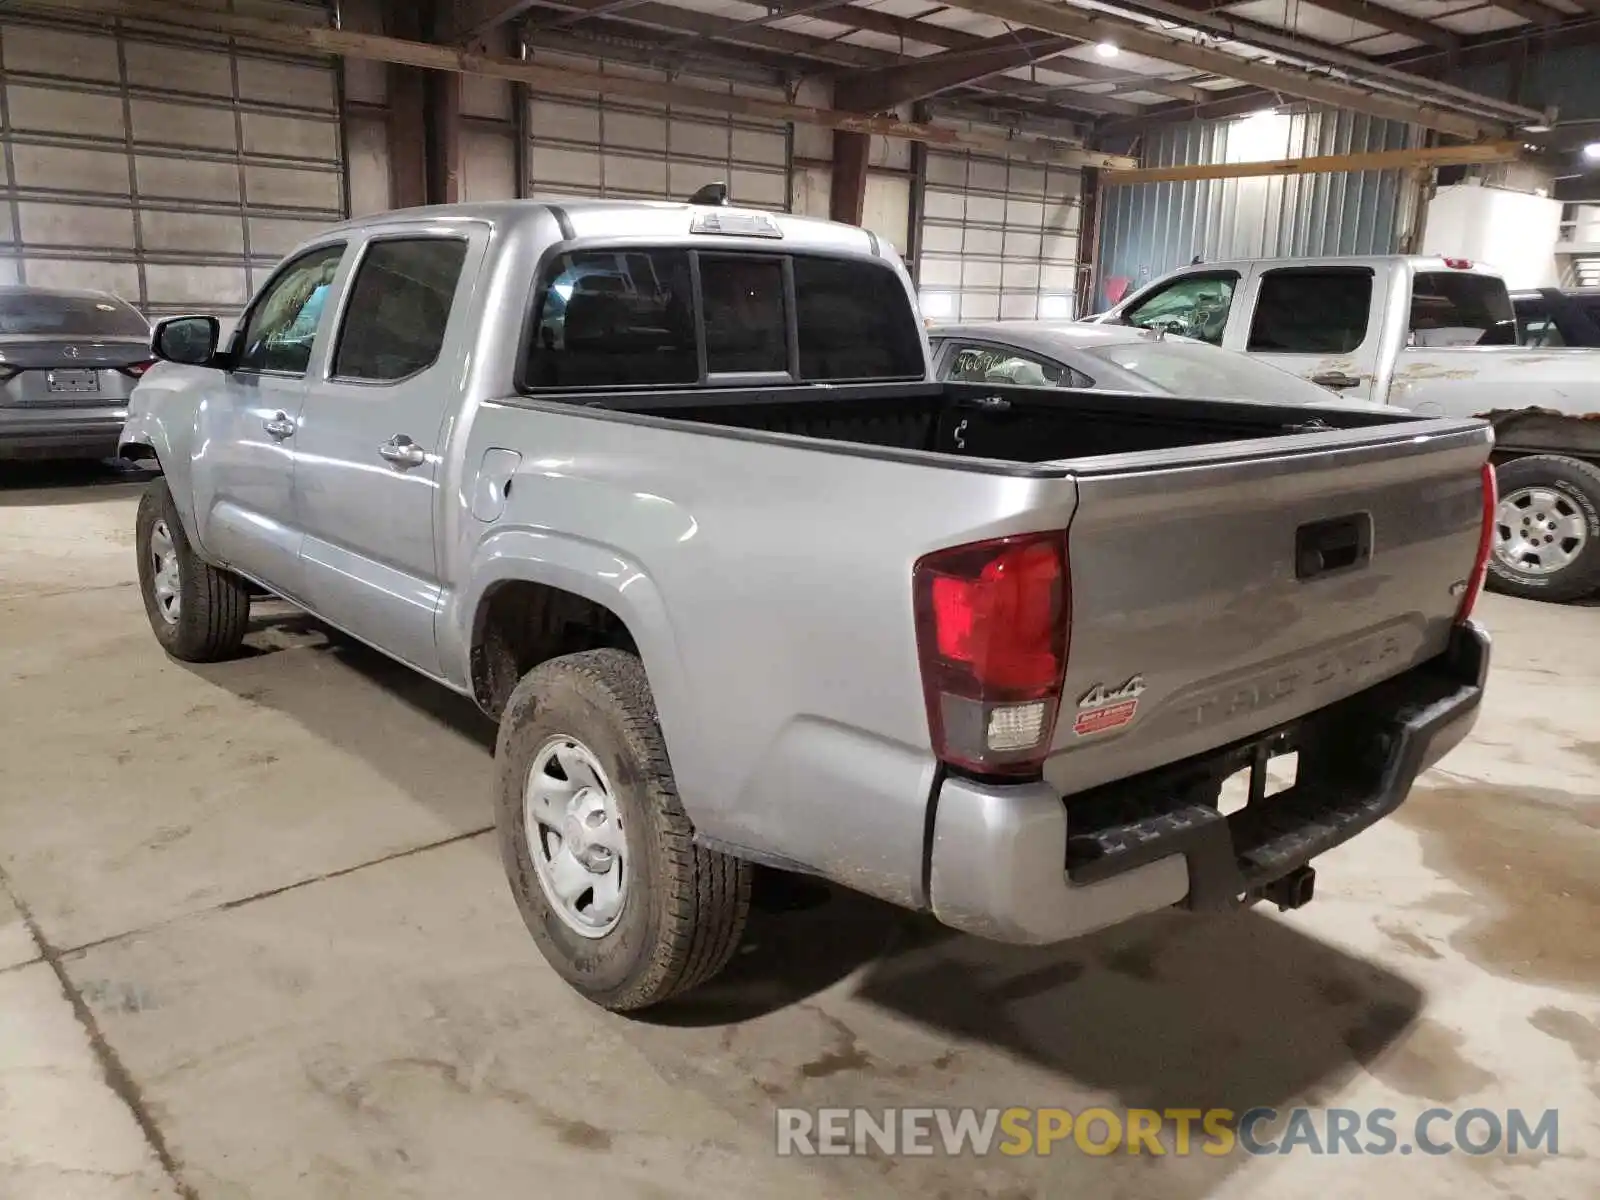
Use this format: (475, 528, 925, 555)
(1078, 675, 1145, 709)
(1074, 675, 1145, 736)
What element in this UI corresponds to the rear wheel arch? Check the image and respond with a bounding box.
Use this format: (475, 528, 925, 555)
(469, 578, 642, 719)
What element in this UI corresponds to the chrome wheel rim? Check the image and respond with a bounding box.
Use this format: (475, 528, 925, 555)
(524, 736, 628, 939)
(149, 519, 181, 624)
(1495, 486, 1589, 576)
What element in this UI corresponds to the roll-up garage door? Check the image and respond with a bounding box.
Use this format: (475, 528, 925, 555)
(0, 8, 344, 325)
(916, 150, 1081, 322)
(526, 57, 791, 212)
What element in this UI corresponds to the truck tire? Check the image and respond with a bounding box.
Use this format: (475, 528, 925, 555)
(494, 648, 752, 1011)
(135, 479, 252, 661)
(1487, 455, 1600, 603)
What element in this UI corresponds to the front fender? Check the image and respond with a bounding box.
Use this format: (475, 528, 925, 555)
(118, 382, 205, 551)
(440, 529, 705, 815)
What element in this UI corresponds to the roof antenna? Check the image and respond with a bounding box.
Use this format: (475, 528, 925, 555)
(689, 181, 730, 206)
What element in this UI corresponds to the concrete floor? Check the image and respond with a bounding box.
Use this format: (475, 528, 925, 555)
(1, 462, 1596, 1200)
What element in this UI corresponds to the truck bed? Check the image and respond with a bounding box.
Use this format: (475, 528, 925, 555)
(583, 379, 1401, 468)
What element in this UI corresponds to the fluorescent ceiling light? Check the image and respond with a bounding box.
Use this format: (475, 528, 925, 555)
(1095, 41, 1118, 58)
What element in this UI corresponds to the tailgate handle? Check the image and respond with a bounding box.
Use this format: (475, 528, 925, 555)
(1296, 513, 1371, 580)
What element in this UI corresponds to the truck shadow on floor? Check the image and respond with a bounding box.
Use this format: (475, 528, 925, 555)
(0, 458, 157, 506)
(197, 606, 1425, 1127)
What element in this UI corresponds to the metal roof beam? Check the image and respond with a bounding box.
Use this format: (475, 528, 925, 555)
(1297, 0, 1460, 50)
(837, 31, 1078, 110)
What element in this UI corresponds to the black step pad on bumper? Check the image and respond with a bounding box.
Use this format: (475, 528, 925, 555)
(1063, 622, 1489, 911)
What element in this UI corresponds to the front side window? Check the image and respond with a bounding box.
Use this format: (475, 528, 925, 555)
(237, 243, 345, 374)
(1408, 271, 1515, 347)
(525, 249, 697, 389)
(1121, 273, 1238, 346)
(1248, 268, 1373, 354)
(333, 238, 468, 382)
(944, 343, 1090, 388)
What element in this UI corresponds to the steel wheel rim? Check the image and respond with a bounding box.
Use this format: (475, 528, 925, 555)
(524, 735, 628, 939)
(1495, 486, 1589, 576)
(149, 519, 181, 624)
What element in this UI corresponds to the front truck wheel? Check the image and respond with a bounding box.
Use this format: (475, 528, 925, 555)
(494, 648, 753, 1011)
(135, 479, 252, 661)
(1487, 455, 1600, 603)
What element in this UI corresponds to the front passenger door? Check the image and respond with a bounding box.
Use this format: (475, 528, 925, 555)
(191, 242, 346, 596)
(293, 233, 477, 676)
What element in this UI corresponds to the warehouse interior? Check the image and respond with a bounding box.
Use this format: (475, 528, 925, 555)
(2, 0, 1599, 1197)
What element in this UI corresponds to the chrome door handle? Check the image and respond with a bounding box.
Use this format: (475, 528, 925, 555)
(263, 412, 295, 439)
(379, 435, 427, 468)
(1311, 371, 1362, 390)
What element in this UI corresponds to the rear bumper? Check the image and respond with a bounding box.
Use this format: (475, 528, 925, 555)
(0, 413, 126, 459)
(928, 620, 1490, 945)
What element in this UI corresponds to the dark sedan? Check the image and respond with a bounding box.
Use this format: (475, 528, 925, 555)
(1511, 287, 1600, 348)
(0, 285, 152, 461)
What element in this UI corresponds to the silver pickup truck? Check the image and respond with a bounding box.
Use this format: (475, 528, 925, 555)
(121, 200, 1495, 1012)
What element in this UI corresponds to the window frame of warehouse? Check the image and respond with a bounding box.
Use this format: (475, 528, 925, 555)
(916, 151, 1082, 324)
(524, 54, 791, 213)
(0, 4, 345, 327)
(1094, 109, 1419, 312)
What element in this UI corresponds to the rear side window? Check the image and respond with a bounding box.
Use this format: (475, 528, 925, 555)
(525, 249, 697, 389)
(1514, 299, 1563, 347)
(792, 256, 923, 381)
(945, 343, 1092, 388)
(1409, 271, 1516, 347)
(333, 238, 468, 381)
(1247, 269, 1373, 353)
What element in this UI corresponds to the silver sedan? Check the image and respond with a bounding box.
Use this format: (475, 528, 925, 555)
(928, 320, 1379, 409)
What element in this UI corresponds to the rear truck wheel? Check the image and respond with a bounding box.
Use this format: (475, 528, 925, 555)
(135, 479, 252, 661)
(494, 648, 753, 1011)
(1487, 455, 1600, 603)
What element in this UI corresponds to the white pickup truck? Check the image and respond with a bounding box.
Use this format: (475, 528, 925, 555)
(1094, 256, 1600, 603)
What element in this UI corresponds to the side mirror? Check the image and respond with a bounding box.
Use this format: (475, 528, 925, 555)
(152, 316, 221, 367)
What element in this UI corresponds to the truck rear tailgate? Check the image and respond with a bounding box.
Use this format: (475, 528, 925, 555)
(1044, 417, 1492, 798)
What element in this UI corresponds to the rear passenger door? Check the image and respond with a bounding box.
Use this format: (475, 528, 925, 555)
(291, 230, 481, 676)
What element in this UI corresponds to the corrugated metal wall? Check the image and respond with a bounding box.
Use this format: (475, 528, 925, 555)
(1095, 109, 1421, 310)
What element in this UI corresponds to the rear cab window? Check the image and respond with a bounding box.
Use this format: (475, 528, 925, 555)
(1407, 271, 1516, 347)
(520, 247, 924, 392)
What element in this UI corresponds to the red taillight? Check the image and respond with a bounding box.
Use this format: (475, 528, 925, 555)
(1457, 462, 1497, 623)
(1443, 257, 1473, 270)
(119, 360, 155, 379)
(913, 531, 1070, 776)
